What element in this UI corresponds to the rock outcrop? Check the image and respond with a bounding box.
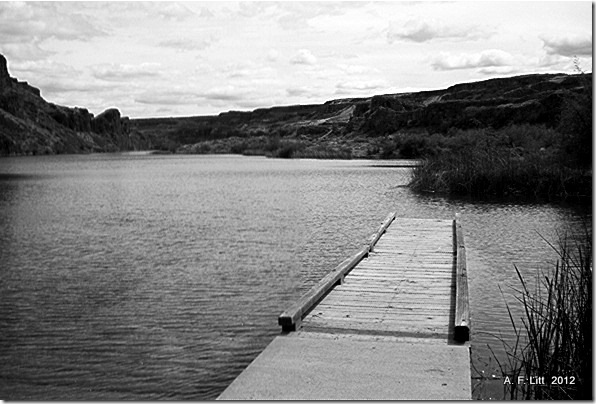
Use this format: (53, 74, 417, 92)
(132, 71, 590, 154)
(1, 52, 589, 157)
(0, 54, 151, 156)
(353, 74, 586, 135)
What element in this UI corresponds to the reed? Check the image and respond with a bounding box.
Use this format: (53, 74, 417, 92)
(409, 132, 591, 201)
(494, 229, 592, 400)
(293, 143, 353, 159)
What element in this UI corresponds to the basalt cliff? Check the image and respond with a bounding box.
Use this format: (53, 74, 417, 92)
(0, 54, 151, 156)
(133, 71, 590, 158)
(0, 52, 590, 158)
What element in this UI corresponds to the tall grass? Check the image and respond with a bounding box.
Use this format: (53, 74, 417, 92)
(493, 230, 592, 400)
(410, 147, 589, 201)
(409, 125, 591, 201)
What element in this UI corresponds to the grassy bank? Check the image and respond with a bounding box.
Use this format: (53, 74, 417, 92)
(493, 230, 592, 400)
(409, 124, 591, 202)
(177, 135, 356, 159)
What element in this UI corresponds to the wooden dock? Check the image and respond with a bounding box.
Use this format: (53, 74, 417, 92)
(218, 213, 471, 400)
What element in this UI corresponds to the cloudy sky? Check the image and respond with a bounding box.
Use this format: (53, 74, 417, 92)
(0, 1, 592, 118)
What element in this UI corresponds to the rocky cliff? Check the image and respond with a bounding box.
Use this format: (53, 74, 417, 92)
(1, 51, 589, 157)
(132, 71, 590, 156)
(0, 54, 151, 156)
(350, 73, 587, 135)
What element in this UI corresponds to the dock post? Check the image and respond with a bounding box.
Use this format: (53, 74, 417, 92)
(454, 213, 470, 342)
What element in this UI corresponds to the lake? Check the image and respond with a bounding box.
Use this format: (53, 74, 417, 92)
(0, 153, 590, 399)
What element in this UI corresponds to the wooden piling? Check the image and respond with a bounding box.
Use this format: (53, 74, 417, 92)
(454, 213, 470, 342)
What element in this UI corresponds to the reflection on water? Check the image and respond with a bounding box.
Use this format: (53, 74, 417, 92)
(0, 154, 590, 399)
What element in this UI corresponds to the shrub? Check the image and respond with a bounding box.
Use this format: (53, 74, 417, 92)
(230, 140, 249, 154)
(409, 125, 591, 201)
(271, 140, 306, 158)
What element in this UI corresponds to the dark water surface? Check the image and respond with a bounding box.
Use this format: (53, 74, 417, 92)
(0, 154, 590, 400)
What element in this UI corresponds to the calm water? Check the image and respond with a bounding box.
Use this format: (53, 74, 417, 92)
(0, 154, 590, 400)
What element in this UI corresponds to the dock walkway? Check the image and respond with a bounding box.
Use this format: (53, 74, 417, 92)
(218, 214, 471, 400)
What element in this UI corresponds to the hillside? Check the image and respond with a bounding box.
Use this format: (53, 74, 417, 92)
(0, 54, 152, 156)
(132, 71, 590, 158)
(0, 51, 590, 158)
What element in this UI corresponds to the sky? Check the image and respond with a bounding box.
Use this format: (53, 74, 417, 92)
(0, 1, 592, 118)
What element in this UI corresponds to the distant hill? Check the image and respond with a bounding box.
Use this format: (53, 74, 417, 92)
(0, 54, 152, 156)
(0, 52, 590, 157)
(132, 70, 590, 157)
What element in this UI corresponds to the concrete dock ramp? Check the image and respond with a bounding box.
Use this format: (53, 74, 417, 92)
(217, 332, 471, 400)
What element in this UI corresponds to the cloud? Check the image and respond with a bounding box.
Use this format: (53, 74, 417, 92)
(267, 49, 280, 62)
(135, 90, 201, 106)
(11, 59, 80, 78)
(235, 98, 274, 109)
(537, 53, 592, 73)
(92, 63, 162, 81)
(477, 66, 522, 76)
(431, 49, 515, 70)
(541, 34, 592, 57)
(236, 2, 273, 18)
(198, 7, 214, 18)
(0, 3, 106, 63)
(286, 86, 318, 97)
(8, 59, 111, 97)
(335, 79, 388, 95)
(337, 63, 380, 75)
(222, 61, 273, 77)
(202, 85, 247, 101)
(158, 38, 214, 52)
(0, 2, 106, 42)
(151, 2, 196, 21)
(537, 53, 565, 68)
(290, 49, 317, 65)
(387, 18, 488, 43)
(277, 13, 303, 31)
(0, 42, 52, 61)
(39, 79, 115, 96)
(196, 84, 283, 111)
(274, 2, 355, 31)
